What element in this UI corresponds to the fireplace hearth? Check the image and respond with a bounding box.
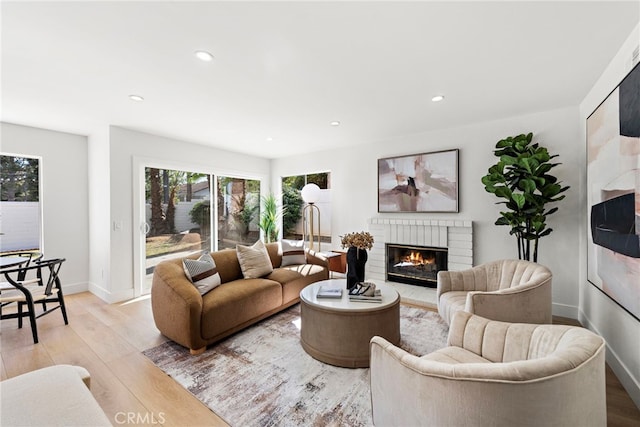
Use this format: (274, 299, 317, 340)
(386, 244, 448, 287)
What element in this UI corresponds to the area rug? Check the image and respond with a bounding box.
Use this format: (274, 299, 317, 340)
(143, 304, 448, 427)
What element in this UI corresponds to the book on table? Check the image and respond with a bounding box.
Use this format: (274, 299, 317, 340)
(316, 284, 343, 299)
(348, 287, 382, 303)
(348, 294, 382, 303)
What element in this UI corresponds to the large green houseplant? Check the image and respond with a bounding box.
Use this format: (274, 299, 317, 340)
(481, 133, 569, 262)
(259, 193, 284, 243)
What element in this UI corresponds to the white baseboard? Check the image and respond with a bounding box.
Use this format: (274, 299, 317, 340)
(63, 282, 89, 295)
(87, 282, 135, 304)
(580, 309, 640, 409)
(552, 302, 578, 319)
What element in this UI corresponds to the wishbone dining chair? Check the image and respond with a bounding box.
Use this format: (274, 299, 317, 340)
(0, 258, 68, 343)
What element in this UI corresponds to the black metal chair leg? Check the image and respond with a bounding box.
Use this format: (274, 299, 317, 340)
(57, 284, 69, 325)
(25, 295, 38, 344)
(18, 302, 23, 328)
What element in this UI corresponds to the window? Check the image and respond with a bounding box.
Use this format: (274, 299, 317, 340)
(0, 154, 42, 254)
(281, 172, 331, 246)
(217, 176, 261, 249)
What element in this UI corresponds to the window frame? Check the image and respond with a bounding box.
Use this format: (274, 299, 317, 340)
(0, 152, 44, 255)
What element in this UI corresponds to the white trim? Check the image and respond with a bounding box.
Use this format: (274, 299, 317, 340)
(131, 156, 268, 297)
(0, 152, 44, 254)
(61, 281, 89, 295)
(579, 308, 640, 409)
(551, 302, 578, 319)
(88, 281, 135, 304)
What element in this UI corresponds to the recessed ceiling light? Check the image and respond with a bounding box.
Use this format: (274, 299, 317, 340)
(431, 95, 445, 102)
(266, 137, 273, 142)
(330, 121, 340, 126)
(194, 50, 214, 62)
(128, 94, 144, 102)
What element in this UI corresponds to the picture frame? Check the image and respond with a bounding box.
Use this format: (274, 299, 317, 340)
(378, 149, 459, 213)
(586, 61, 640, 322)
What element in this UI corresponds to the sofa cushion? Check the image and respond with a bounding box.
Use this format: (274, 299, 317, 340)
(182, 252, 221, 295)
(236, 240, 274, 278)
(201, 278, 282, 340)
(210, 249, 243, 283)
(280, 239, 306, 266)
(276, 264, 329, 304)
(421, 346, 491, 364)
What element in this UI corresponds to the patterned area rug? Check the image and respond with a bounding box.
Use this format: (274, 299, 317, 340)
(143, 304, 448, 427)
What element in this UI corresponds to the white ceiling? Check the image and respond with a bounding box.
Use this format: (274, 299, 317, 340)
(2, 1, 639, 159)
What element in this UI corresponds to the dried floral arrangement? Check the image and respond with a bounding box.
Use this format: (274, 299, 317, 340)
(340, 231, 374, 250)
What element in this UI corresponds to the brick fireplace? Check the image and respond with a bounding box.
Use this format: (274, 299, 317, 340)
(386, 243, 448, 287)
(367, 218, 473, 284)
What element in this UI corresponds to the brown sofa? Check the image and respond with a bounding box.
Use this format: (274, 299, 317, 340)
(151, 242, 329, 354)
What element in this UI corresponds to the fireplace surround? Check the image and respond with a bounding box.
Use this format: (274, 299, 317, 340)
(386, 244, 448, 287)
(367, 218, 473, 285)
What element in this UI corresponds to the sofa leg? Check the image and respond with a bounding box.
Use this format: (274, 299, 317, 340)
(190, 346, 206, 355)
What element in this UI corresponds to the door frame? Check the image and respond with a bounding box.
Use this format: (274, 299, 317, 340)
(132, 157, 217, 297)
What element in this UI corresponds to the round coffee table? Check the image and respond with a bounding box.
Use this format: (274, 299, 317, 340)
(299, 279, 400, 368)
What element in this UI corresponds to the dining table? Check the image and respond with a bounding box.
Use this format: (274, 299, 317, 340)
(0, 256, 31, 269)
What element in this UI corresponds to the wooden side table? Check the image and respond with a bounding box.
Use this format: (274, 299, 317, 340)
(321, 250, 347, 277)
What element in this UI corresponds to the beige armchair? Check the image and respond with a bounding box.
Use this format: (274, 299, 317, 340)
(437, 259, 552, 325)
(370, 311, 606, 427)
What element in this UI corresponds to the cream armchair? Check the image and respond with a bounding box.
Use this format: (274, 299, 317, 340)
(437, 259, 552, 325)
(370, 311, 606, 427)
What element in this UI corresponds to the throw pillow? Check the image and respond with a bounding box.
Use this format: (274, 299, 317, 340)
(182, 252, 221, 295)
(236, 240, 274, 279)
(280, 239, 306, 266)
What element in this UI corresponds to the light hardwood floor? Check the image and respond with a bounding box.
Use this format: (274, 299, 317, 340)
(1, 292, 639, 426)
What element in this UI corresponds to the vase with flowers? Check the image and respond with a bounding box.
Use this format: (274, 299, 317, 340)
(340, 231, 374, 291)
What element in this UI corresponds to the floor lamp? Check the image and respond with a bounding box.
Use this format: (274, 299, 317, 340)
(301, 183, 321, 251)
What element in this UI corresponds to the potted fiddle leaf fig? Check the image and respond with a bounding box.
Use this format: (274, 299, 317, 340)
(481, 132, 569, 262)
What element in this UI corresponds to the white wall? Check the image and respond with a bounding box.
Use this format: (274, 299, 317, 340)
(0, 122, 89, 293)
(579, 22, 640, 408)
(87, 127, 111, 299)
(272, 106, 582, 317)
(106, 126, 270, 302)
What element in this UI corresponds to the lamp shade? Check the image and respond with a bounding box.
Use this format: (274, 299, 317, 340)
(301, 183, 321, 204)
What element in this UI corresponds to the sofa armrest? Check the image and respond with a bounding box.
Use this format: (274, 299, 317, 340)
(437, 268, 478, 299)
(305, 248, 329, 269)
(370, 336, 494, 426)
(436, 270, 452, 298)
(1, 365, 112, 426)
(370, 335, 432, 427)
(151, 260, 206, 352)
(464, 277, 552, 324)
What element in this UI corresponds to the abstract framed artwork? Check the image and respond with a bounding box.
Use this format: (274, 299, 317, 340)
(378, 149, 459, 213)
(586, 61, 640, 322)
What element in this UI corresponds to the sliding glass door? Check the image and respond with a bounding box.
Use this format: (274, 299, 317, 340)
(216, 176, 260, 250)
(143, 167, 213, 291)
(135, 161, 264, 296)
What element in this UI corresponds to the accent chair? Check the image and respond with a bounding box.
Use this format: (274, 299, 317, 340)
(437, 259, 552, 325)
(370, 311, 606, 427)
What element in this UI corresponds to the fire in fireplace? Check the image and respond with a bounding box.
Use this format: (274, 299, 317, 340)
(386, 244, 448, 287)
